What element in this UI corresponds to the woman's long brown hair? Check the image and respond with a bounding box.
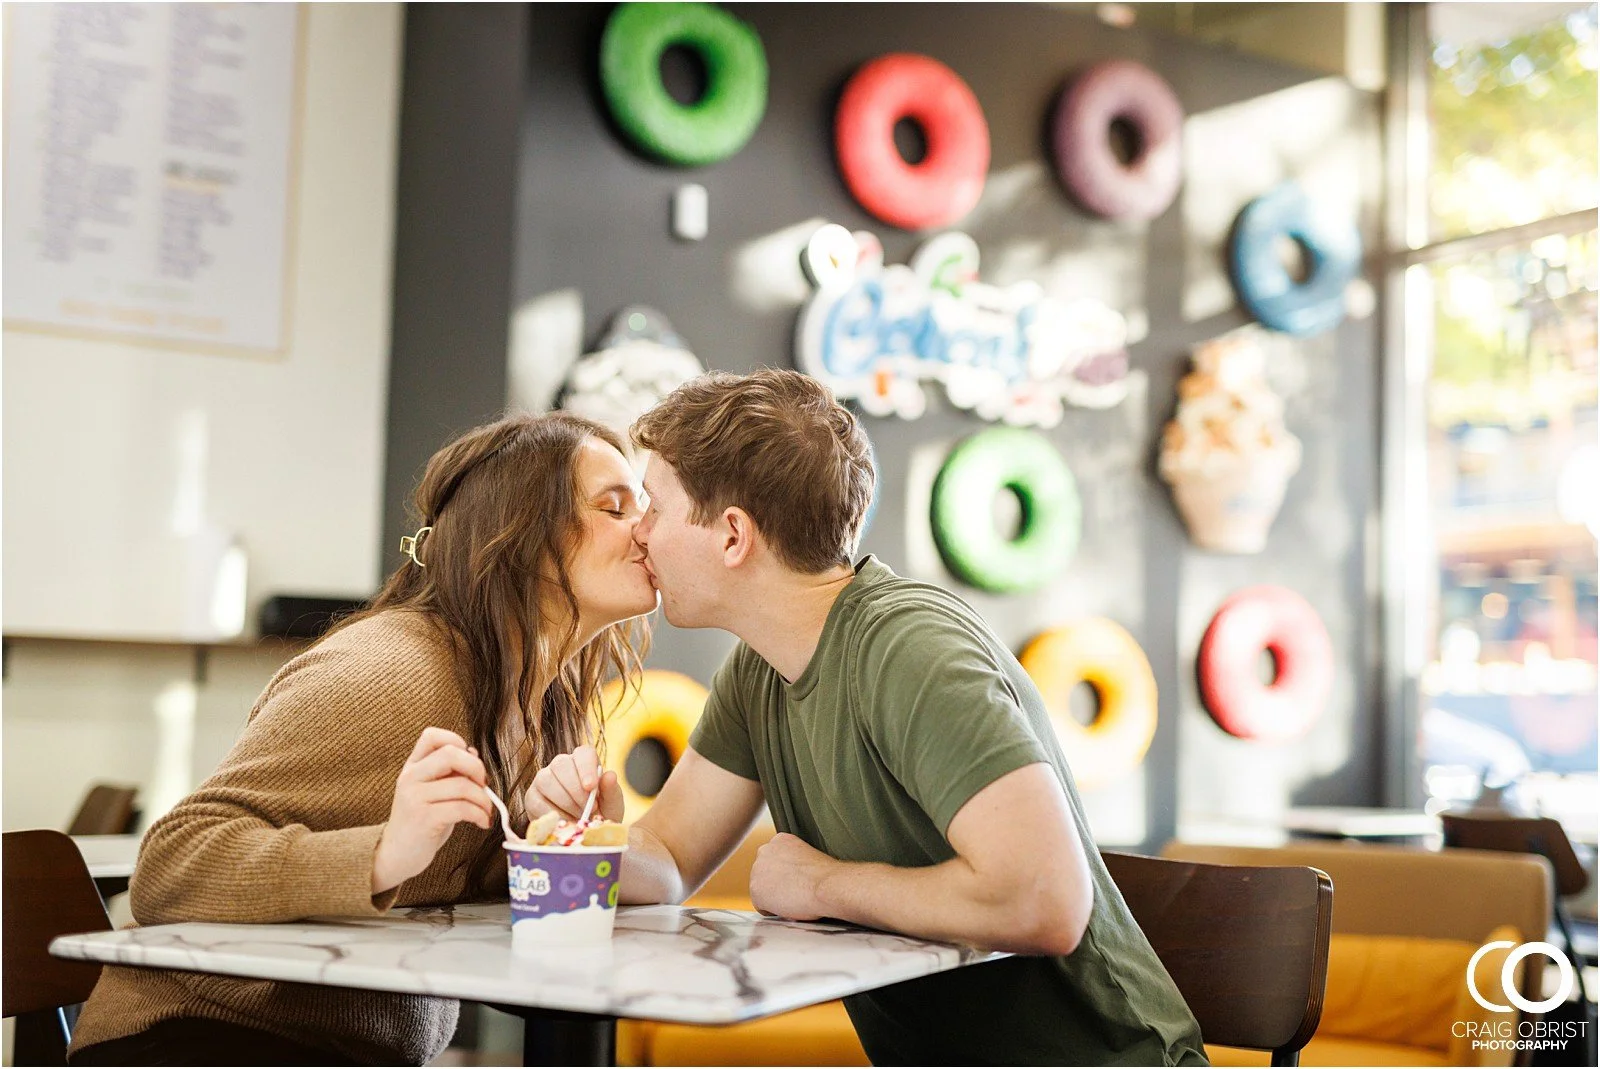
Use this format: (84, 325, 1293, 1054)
(331, 412, 648, 890)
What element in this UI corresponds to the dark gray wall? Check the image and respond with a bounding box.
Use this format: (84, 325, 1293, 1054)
(384, 3, 528, 564)
(392, 2, 1384, 851)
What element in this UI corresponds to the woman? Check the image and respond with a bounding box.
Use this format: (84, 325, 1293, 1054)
(69, 413, 656, 1066)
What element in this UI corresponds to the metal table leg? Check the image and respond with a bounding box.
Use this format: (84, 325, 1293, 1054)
(492, 1005, 617, 1067)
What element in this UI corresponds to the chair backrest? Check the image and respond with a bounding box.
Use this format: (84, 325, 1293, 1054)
(1440, 812, 1590, 898)
(2, 829, 113, 1018)
(1102, 850, 1333, 1062)
(66, 784, 138, 837)
(1162, 840, 1551, 1000)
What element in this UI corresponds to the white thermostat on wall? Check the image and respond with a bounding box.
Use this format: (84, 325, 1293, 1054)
(672, 183, 708, 242)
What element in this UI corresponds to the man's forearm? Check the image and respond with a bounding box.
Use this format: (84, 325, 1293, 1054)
(815, 855, 1085, 957)
(618, 821, 688, 904)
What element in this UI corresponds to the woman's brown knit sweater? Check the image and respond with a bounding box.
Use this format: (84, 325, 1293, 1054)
(70, 610, 508, 1066)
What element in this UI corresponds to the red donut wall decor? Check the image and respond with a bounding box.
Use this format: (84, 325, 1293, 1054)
(1052, 59, 1183, 222)
(834, 54, 990, 230)
(1197, 585, 1333, 742)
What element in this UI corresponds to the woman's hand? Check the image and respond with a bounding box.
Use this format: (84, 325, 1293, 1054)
(372, 727, 493, 895)
(525, 744, 625, 824)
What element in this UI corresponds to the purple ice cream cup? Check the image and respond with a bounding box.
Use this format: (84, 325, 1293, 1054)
(505, 841, 626, 948)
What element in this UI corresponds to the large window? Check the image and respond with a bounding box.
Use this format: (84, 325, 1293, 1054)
(1428, 4, 1598, 239)
(1399, 4, 1599, 829)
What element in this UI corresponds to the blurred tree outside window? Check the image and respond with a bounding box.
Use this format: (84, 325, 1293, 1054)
(1429, 4, 1598, 240)
(1416, 4, 1599, 830)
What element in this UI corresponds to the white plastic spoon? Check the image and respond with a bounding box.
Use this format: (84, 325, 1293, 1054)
(483, 784, 520, 843)
(578, 785, 598, 825)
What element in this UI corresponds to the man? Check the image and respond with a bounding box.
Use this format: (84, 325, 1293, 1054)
(531, 369, 1206, 1066)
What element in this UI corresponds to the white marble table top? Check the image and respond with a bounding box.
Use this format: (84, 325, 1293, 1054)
(1279, 807, 1440, 838)
(70, 834, 140, 879)
(1180, 807, 1441, 846)
(51, 903, 1002, 1024)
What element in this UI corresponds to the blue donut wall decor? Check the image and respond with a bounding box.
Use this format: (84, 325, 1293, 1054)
(1229, 182, 1361, 336)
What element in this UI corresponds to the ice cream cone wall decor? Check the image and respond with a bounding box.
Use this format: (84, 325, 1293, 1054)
(1159, 330, 1301, 554)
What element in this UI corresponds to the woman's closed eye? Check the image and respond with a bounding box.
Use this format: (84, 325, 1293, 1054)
(594, 493, 641, 519)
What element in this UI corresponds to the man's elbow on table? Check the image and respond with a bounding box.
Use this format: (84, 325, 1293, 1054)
(1021, 878, 1093, 957)
(959, 849, 1093, 957)
(948, 763, 1096, 957)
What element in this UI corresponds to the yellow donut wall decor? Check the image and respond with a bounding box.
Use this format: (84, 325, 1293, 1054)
(598, 670, 708, 816)
(1019, 618, 1158, 792)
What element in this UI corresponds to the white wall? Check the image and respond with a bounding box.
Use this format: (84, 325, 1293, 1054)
(2, 4, 404, 831)
(1118, 3, 1388, 91)
(1, 642, 297, 832)
(2, 3, 403, 642)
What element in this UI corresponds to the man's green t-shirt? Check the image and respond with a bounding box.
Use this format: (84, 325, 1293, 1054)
(691, 557, 1207, 1066)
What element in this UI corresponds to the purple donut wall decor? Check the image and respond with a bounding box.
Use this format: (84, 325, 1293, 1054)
(1052, 59, 1184, 222)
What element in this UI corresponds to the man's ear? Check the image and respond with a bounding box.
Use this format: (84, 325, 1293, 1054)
(721, 506, 757, 568)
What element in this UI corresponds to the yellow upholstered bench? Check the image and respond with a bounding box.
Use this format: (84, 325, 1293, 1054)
(1165, 841, 1551, 1069)
(620, 1001, 868, 1067)
(1206, 928, 1523, 1066)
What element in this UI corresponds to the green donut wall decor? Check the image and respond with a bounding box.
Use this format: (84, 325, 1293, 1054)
(600, 2, 768, 167)
(931, 428, 1082, 593)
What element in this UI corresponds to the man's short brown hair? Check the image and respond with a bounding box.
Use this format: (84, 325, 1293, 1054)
(632, 369, 876, 574)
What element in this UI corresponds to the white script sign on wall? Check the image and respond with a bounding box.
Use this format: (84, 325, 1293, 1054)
(795, 225, 1132, 427)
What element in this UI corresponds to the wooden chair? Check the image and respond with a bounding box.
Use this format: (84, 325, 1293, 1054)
(1164, 840, 1552, 1000)
(66, 784, 138, 837)
(1441, 811, 1594, 994)
(3, 829, 115, 1065)
(1101, 850, 1334, 1067)
(1440, 811, 1589, 900)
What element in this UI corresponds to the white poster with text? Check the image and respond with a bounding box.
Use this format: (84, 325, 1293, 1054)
(3, 3, 299, 352)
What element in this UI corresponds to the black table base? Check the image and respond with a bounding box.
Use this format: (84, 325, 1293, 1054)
(488, 1004, 617, 1067)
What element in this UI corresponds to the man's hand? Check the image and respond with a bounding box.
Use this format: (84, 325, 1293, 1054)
(749, 832, 838, 921)
(525, 744, 625, 824)
(372, 727, 492, 895)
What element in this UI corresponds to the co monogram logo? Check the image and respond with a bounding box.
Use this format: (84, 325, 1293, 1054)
(1467, 941, 1575, 1014)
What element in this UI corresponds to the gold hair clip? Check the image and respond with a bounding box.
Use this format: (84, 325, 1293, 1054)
(399, 525, 433, 568)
